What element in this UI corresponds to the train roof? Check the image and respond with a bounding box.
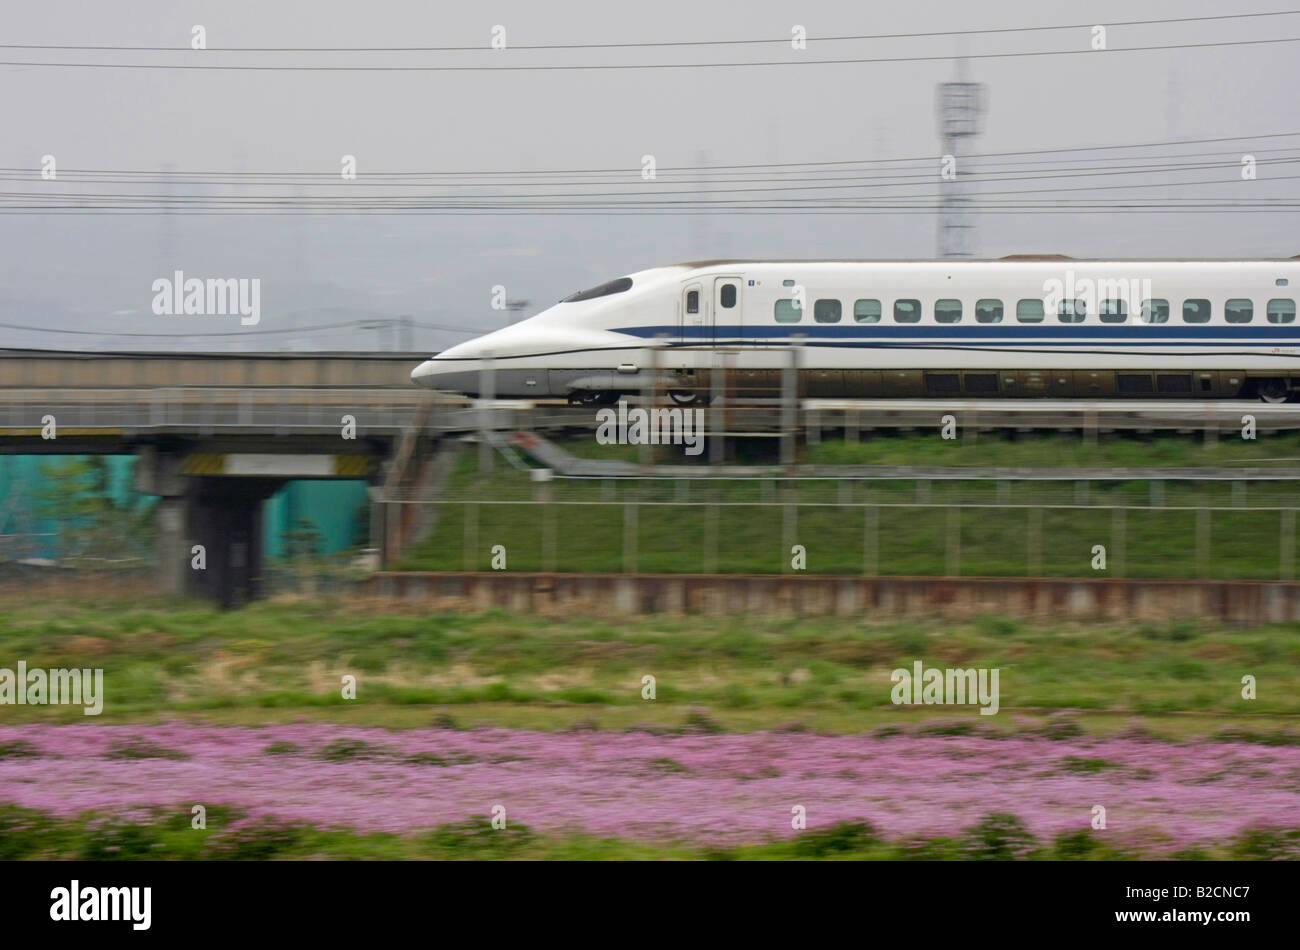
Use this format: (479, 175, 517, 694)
(673, 256, 1300, 267)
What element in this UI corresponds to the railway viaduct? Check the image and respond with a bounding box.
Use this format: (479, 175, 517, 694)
(8, 349, 1300, 606)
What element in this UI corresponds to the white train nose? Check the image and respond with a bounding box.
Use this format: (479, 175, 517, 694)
(411, 359, 438, 387)
(410, 354, 482, 393)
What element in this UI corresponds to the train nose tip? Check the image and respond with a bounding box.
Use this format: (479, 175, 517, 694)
(411, 360, 438, 388)
(411, 357, 479, 394)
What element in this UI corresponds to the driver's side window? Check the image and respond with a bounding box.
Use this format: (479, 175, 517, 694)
(686, 290, 699, 314)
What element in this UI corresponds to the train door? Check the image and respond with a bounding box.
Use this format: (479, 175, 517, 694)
(680, 281, 706, 345)
(713, 277, 742, 342)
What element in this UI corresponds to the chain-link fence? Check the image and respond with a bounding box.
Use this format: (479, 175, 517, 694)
(386, 473, 1300, 580)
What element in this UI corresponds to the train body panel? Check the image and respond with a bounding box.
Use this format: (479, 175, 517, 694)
(412, 259, 1300, 400)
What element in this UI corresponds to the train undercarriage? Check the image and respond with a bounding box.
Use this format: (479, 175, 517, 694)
(568, 368, 1300, 404)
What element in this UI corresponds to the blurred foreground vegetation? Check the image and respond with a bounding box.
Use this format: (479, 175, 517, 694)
(0, 596, 1296, 738)
(3, 805, 1294, 861)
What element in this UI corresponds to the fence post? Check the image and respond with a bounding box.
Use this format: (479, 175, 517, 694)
(705, 492, 719, 573)
(946, 505, 961, 576)
(623, 501, 638, 573)
(1150, 480, 1164, 507)
(463, 502, 478, 572)
(536, 474, 556, 573)
(863, 499, 878, 575)
(367, 486, 385, 568)
(1196, 507, 1211, 578)
(782, 484, 798, 573)
(1281, 508, 1295, 580)
(1111, 506, 1126, 578)
(1027, 506, 1042, 575)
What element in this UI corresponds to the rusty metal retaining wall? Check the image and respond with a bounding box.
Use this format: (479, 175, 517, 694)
(364, 572, 1300, 624)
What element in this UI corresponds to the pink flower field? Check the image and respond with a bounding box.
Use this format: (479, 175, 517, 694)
(3, 723, 1299, 850)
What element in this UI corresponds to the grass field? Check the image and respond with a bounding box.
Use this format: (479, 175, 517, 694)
(399, 433, 1300, 577)
(2, 596, 1297, 736)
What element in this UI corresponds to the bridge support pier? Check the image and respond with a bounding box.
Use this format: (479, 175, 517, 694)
(152, 478, 283, 607)
(137, 449, 285, 606)
(155, 498, 189, 598)
(188, 478, 282, 607)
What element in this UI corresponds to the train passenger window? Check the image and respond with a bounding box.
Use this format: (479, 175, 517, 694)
(1015, 299, 1044, 323)
(814, 299, 842, 323)
(853, 299, 881, 323)
(1268, 298, 1296, 323)
(1182, 299, 1211, 323)
(935, 299, 962, 323)
(774, 299, 802, 323)
(1099, 299, 1127, 324)
(1225, 299, 1253, 323)
(975, 299, 1003, 323)
(1057, 299, 1086, 323)
(686, 291, 699, 314)
(893, 299, 921, 323)
(1139, 299, 1169, 324)
(720, 284, 737, 308)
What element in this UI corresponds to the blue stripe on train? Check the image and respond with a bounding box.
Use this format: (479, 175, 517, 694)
(615, 324, 1300, 345)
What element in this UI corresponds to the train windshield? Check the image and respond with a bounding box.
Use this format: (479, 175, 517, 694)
(560, 276, 633, 303)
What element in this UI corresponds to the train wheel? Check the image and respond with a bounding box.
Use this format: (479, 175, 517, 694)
(1256, 379, 1290, 403)
(569, 390, 620, 406)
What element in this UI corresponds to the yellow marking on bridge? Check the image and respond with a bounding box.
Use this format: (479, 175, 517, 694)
(183, 453, 227, 475)
(333, 455, 372, 476)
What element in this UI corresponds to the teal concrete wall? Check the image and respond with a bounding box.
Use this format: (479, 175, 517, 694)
(0, 456, 369, 561)
(0, 455, 140, 559)
(262, 480, 371, 559)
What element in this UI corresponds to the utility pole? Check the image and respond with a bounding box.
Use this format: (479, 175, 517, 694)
(936, 61, 987, 258)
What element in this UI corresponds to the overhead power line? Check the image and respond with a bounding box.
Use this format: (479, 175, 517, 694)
(10, 152, 1300, 189)
(2, 132, 1295, 215)
(2, 11, 1296, 52)
(7, 130, 1299, 180)
(3, 35, 1300, 70)
(10, 156, 1299, 201)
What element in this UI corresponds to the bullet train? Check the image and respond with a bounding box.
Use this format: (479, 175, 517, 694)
(411, 257, 1300, 403)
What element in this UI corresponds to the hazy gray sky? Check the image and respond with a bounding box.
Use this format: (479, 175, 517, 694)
(1, 0, 1297, 353)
